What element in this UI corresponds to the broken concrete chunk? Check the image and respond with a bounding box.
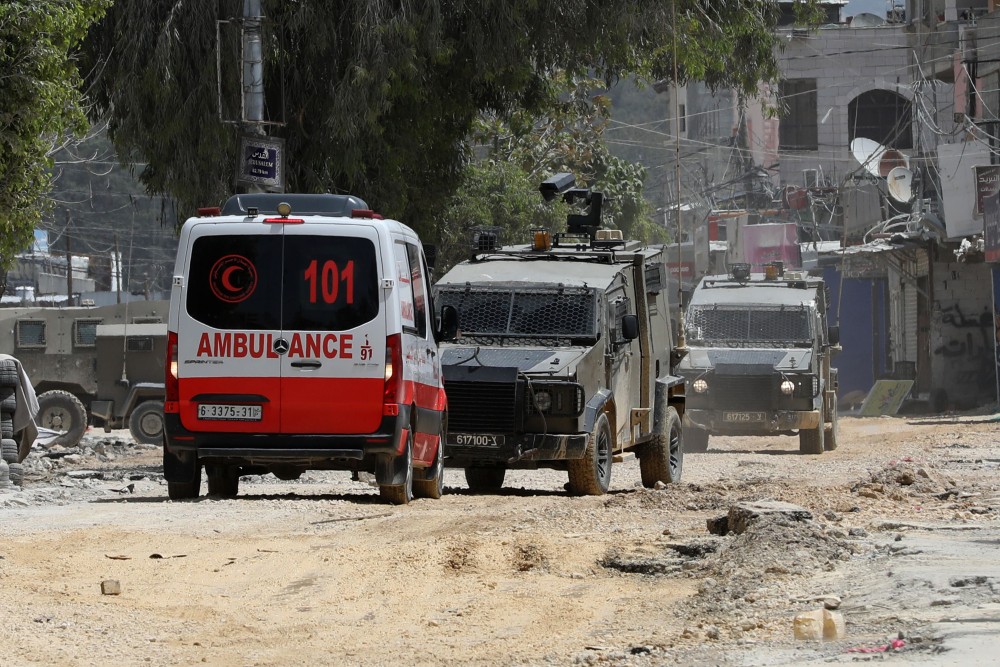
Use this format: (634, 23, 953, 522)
(793, 608, 846, 641)
(101, 580, 121, 596)
(721, 501, 813, 536)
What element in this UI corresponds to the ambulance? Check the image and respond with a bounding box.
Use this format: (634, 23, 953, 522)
(163, 193, 457, 504)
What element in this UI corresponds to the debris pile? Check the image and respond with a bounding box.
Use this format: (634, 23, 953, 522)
(852, 460, 959, 500)
(0, 432, 161, 507)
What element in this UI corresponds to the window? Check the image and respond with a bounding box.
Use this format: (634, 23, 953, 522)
(779, 79, 818, 150)
(73, 318, 103, 348)
(15, 320, 46, 349)
(126, 336, 154, 352)
(405, 244, 428, 338)
(186, 233, 379, 332)
(848, 90, 912, 149)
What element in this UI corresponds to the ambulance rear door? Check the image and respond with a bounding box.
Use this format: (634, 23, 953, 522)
(178, 222, 284, 433)
(279, 223, 386, 435)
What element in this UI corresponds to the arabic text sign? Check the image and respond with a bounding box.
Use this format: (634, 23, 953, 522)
(975, 165, 1000, 216)
(985, 191, 1000, 263)
(238, 136, 285, 190)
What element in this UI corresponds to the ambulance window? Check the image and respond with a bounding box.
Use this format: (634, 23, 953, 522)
(283, 236, 378, 331)
(186, 235, 282, 330)
(405, 243, 428, 338)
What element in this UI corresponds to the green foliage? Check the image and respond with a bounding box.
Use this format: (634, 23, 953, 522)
(82, 1, 814, 239)
(0, 0, 110, 269)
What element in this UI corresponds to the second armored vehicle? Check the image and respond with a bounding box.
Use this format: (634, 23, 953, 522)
(677, 264, 840, 454)
(433, 174, 687, 495)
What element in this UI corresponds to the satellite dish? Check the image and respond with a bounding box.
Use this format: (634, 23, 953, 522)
(851, 138, 886, 177)
(887, 166, 915, 203)
(878, 149, 909, 177)
(851, 12, 887, 28)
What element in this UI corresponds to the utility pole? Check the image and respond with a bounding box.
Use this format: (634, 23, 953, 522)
(65, 209, 73, 304)
(114, 233, 122, 305)
(242, 0, 264, 128)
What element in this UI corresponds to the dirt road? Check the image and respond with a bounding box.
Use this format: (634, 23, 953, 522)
(2, 415, 1000, 666)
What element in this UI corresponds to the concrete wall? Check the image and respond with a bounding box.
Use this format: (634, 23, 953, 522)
(930, 261, 997, 408)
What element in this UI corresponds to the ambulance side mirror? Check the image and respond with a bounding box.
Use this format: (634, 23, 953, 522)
(437, 304, 459, 342)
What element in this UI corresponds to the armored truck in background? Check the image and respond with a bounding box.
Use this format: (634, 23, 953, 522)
(0, 301, 168, 446)
(433, 174, 687, 495)
(677, 265, 839, 454)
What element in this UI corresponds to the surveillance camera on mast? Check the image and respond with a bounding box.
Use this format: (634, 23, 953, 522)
(539, 172, 605, 239)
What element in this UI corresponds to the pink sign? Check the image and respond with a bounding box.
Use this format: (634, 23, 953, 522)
(741, 223, 801, 272)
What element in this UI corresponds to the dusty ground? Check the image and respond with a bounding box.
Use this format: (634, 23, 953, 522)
(2, 414, 1000, 666)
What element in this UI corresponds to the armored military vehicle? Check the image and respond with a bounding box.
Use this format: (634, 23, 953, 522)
(433, 174, 687, 495)
(0, 301, 168, 446)
(677, 264, 839, 454)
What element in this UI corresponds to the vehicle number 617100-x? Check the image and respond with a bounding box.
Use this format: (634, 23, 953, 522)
(449, 433, 504, 447)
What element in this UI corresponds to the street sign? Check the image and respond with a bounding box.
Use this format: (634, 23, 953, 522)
(237, 135, 285, 191)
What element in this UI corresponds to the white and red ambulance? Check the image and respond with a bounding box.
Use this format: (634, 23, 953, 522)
(163, 193, 456, 504)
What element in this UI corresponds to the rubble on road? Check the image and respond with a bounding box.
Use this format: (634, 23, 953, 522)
(0, 431, 161, 507)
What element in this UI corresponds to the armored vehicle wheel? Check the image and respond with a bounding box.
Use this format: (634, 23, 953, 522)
(1, 438, 18, 463)
(799, 404, 825, 455)
(824, 401, 839, 451)
(464, 466, 505, 493)
(380, 432, 414, 505)
(414, 426, 445, 500)
(129, 400, 165, 445)
(568, 412, 613, 496)
(685, 427, 709, 453)
(35, 390, 88, 448)
(0, 359, 17, 389)
(167, 465, 202, 501)
(8, 462, 23, 487)
(640, 407, 683, 487)
(206, 464, 240, 498)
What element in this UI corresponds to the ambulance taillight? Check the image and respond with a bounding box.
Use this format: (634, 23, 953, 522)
(164, 331, 180, 413)
(383, 333, 402, 416)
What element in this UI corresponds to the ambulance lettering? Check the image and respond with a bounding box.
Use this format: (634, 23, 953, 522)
(196, 332, 354, 359)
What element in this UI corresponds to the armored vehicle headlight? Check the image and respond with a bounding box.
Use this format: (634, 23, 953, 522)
(533, 391, 553, 412)
(693, 378, 709, 394)
(780, 379, 796, 395)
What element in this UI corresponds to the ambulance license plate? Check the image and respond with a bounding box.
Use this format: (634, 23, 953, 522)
(448, 433, 504, 447)
(722, 411, 766, 423)
(197, 404, 262, 421)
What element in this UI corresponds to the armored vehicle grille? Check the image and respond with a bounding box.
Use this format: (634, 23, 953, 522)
(712, 376, 776, 410)
(445, 380, 518, 433)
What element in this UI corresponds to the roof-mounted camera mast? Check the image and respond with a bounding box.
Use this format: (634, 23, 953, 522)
(539, 172, 606, 243)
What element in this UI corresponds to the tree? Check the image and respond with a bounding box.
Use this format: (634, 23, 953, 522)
(435, 74, 660, 273)
(82, 1, 808, 238)
(0, 0, 111, 270)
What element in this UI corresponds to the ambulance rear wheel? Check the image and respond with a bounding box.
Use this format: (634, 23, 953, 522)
(129, 401, 164, 445)
(207, 464, 240, 498)
(379, 432, 413, 505)
(167, 465, 202, 501)
(35, 390, 88, 448)
(413, 425, 445, 500)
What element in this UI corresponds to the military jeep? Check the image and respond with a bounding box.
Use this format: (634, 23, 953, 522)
(676, 265, 840, 454)
(433, 174, 687, 495)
